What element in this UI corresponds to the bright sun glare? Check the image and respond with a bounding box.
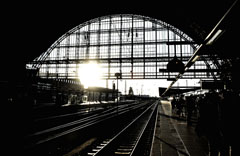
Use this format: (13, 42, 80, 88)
(77, 62, 201, 96)
(78, 61, 103, 88)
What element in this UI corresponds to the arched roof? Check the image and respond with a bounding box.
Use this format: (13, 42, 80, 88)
(26, 14, 219, 80)
(2, 0, 239, 81)
(32, 14, 196, 67)
(9, 0, 239, 63)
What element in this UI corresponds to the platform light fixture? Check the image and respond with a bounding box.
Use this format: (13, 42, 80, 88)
(191, 55, 201, 63)
(184, 67, 189, 72)
(206, 29, 224, 45)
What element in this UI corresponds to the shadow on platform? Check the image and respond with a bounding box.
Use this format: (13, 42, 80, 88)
(151, 101, 209, 156)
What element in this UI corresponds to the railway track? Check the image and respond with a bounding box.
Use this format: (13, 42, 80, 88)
(32, 100, 135, 132)
(24, 100, 157, 155)
(77, 100, 159, 156)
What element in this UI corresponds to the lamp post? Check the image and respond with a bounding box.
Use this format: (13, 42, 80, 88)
(115, 72, 122, 115)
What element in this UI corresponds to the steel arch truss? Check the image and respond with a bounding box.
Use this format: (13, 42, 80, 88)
(27, 14, 219, 80)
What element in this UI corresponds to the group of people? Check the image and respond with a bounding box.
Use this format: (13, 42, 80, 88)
(171, 94, 196, 123)
(170, 90, 238, 156)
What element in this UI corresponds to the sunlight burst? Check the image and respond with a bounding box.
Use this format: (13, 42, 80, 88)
(78, 61, 103, 88)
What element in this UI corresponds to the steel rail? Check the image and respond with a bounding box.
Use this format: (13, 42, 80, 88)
(24, 100, 152, 149)
(87, 101, 158, 156)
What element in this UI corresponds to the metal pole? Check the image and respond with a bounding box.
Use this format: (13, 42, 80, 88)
(160, 0, 238, 97)
(117, 77, 118, 115)
(115, 72, 121, 115)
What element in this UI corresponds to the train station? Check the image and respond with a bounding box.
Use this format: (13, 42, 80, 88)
(2, 0, 239, 155)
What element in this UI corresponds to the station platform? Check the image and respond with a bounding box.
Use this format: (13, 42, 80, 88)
(151, 100, 209, 156)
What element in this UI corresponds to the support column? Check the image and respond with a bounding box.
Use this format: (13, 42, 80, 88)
(143, 18, 146, 79)
(131, 16, 134, 79)
(108, 16, 112, 79)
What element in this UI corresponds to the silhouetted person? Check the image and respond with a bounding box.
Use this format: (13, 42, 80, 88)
(197, 91, 224, 156)
(171, 96, 177, 114)
(176, 95, 184, 117)
(186, 95, 195, 126)
(219, 90, 238, 156)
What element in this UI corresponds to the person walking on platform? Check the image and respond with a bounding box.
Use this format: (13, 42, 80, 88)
(186, 95, 195, 126)
(171, 96, 177, 114)
(176, 95, 185, 118)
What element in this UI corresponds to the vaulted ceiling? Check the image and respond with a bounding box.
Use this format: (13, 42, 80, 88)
(3, 0, 239, 80)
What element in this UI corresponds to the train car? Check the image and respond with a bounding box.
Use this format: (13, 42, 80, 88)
(82, 87, 119, 103)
